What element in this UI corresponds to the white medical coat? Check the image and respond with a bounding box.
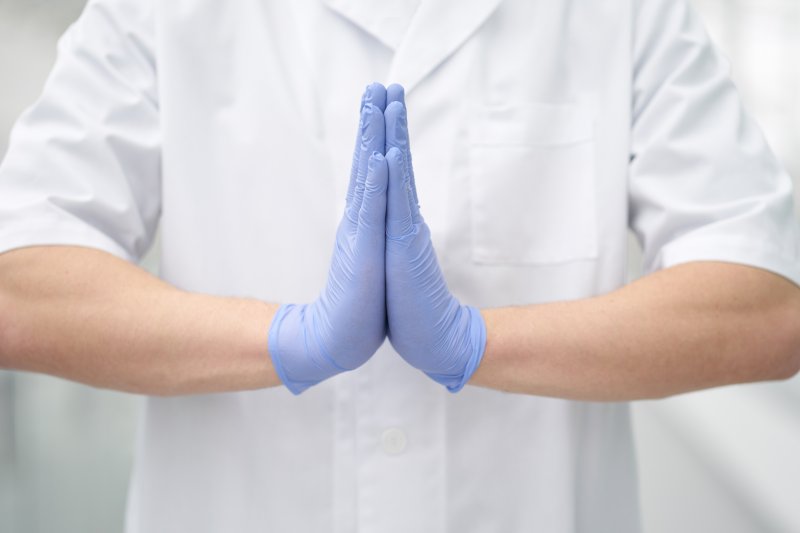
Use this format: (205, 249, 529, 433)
(1, 0, 798, 531)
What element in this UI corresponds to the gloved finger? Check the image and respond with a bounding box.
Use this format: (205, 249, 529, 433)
(350, 103, 386, 221)
(365, 82, 388, 113)
(386, 147, 414, 238)
(346, 83, 387, 209)
(386, 83, 405, 106)
(345, 92, 367, 209)
(384, 101, 421, 223)
(357, 152, 389, 235)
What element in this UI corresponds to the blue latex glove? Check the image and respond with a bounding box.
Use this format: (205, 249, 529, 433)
(268, 84, 389, 395)
(383, 86, 487, 392)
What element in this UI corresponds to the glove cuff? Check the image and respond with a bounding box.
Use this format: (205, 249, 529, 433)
(268, 303, 346, 395)
(424, 305, 487, 393)
(268, 304, 306, 395)
(448, 305, 487, 393)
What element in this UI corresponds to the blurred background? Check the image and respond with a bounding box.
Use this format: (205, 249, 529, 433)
(0, 0, 798, 532)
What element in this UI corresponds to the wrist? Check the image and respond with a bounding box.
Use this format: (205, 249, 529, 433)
(454, 305, 488, 392)
(421, 305, 487, 393)
(267, 303, 346, 395)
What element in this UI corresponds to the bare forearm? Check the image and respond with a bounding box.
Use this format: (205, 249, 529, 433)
(0, 246, 280, 395)
(471, 262, 800, 401)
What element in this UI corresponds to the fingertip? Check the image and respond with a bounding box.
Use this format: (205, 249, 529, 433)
(368, 152, 388, 188)
(387, 84, 405, 105)
(365, 82, 388, 112)
(368, 150, 386, 170)
(386, 146, 403, 164)
(384, 102, 408, 150)
(361, 103, 384, 142)
(384, 100, 406, 121)
(371, 102, 386, 130)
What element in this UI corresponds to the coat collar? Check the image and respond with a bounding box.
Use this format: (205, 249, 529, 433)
(322, 0, 412, 51)
(323, 0, 504, 94)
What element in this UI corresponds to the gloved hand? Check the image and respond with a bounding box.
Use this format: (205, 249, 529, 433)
(383, 86, 487, 392)
(268, 83, 389, 395)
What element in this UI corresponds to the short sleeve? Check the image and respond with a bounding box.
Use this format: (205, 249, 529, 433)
(629, 0, 800, 285)
(0, 0, 160, 262)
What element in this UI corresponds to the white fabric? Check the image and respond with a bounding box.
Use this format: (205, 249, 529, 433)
(1, 0, 798, 531)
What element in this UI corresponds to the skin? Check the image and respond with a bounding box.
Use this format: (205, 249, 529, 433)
(0, 246, 281, 395)
(1, 245, 798, 398)
(473, 262, 800, 400)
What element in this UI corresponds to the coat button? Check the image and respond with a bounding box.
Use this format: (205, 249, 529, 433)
(380, 428, 408, 455)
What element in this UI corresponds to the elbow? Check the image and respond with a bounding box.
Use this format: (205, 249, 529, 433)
(0, 260, 18, 370)
(776, 344, 800, 381)
(0, 294, 12, 370)
(0, 289, 24, 372)
(773, 351, 800, 382)
(785, 356, 800, 380)
(767, 298, 800, 381)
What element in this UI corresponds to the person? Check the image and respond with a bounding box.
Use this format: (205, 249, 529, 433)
(1, 0, 798, 531)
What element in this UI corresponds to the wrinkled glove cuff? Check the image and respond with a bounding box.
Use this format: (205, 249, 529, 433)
(268, 303, 346, 395)
(268, 304, 307, 395)
(426, 306, 487, 393)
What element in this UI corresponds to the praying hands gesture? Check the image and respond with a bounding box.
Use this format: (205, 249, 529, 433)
(268, 83, 486, 394)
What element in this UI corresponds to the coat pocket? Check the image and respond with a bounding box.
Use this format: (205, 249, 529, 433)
(468, 101, 598, 265)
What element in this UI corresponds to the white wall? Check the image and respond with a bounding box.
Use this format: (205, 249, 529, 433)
(0, 1, 798, 532)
